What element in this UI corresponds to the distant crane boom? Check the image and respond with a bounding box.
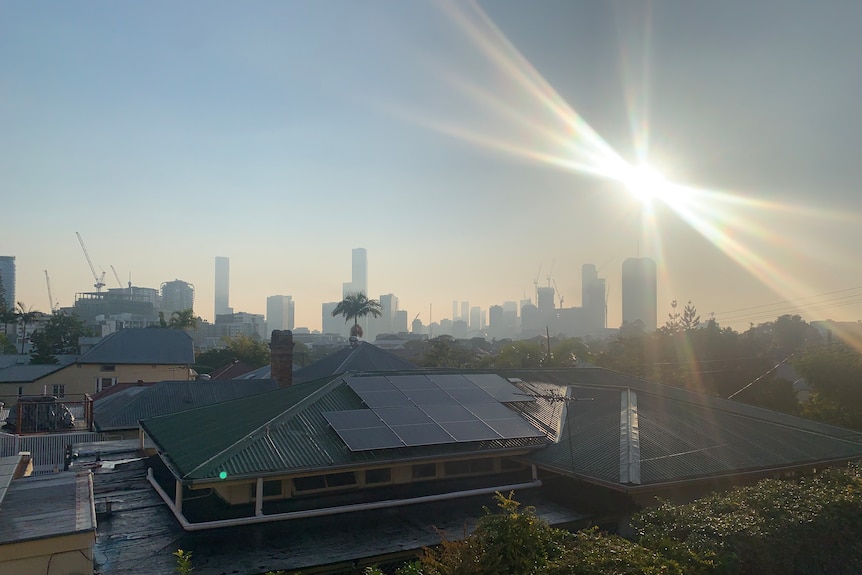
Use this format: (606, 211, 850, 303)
(76, 231, 106, 292)
(110, 265, 123, 288)
(44, 270, 57, 312)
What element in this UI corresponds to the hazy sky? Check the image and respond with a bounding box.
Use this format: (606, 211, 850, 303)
(3, 0, 862, 332)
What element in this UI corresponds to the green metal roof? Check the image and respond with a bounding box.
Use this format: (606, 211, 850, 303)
(141, 374, 548, 484)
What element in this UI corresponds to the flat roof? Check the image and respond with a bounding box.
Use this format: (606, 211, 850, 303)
(0, 470, 96, 546)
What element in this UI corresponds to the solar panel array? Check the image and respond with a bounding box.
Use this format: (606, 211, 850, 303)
(323, 374, 543, 452)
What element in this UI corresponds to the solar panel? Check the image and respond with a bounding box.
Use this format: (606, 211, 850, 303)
(439, 420, 500, 442)
(465, 374, 534, 403)
(345, 376, 396, 392)
(388, 375, 437, 390)
(421, 404, 476, 423)
(445, 386, 496, 404)
(324, 410, 385, 430)
(375, 406, 433, 426)
(391, 423, 454, 446)
(464, 402, 518, 420)
(485, 417, 546, 439)
(335, 427, 404, 451)
(356, 390, 412, 408)
(428, 374, 475, 389)
(405, 388, 457, 405)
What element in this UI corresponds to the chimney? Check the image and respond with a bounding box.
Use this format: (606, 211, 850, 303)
(270, 330, 295, 387)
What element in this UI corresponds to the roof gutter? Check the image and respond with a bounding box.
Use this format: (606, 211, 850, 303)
(148, 467, 541, 531)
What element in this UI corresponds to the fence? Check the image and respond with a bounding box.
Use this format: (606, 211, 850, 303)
(0, 431, 107, 474)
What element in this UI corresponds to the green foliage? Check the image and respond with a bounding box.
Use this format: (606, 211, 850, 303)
(0, 332, 15, 354)
(29, 312, 93, 363)
(634, 467, 862, 575)
(793, 343, 862, 428)
(418, 336, 480, 368)
(331, 292, 383, 333)
(168, 309, 200, 329)
(195, 334, 271, 372)
(549, 527, 685, 575)
(174, 549, 193, 575)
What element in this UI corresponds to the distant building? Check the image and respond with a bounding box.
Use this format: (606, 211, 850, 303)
(342, 248, 368, 297)
(161, 279, 195, 317)
(622, 257, 657, 332)
(215, 312, 266, 340)
(74, 286, 160, 329)
(0, 256, 14, 311)
(214, 256, 231, 318)
(266, 295, 295, 335)
(322, 302, 344, 335)
(581, 264, 607, 333)
(394, 310, 409, 333)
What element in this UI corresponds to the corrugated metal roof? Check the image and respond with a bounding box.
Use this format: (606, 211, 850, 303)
(77, 328, 194, 365)
(142, 375, 547, 483)
(510, 367, 862, 488)
(95, 379, 279, 431)
(0, 363, 67, 383)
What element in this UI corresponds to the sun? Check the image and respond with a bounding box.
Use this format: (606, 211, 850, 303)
(622, 164, 668, 203)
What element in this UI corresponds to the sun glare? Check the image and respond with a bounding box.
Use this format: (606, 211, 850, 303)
(622, 164, 667, 203)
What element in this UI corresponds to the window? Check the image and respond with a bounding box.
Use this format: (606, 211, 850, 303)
(101, 365, 115, 372)
(96, 378, 116, 393)
(250, 480, 283, 498)
(412, 463, 436, 480)
(444, 458, 495, 477)
(293, 472, 358, 493)
(18, 386, 23, 397)
(365, 468, 391, 485)
(52, 384, 66, 398)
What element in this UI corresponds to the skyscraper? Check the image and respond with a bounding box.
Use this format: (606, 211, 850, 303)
(342, 248, 368, 297)
(214, 256, 231, 319)
(621, 257, 657, 332)
(0, 256, 14, 310)
(267, 295, 295, 335)
(581, 264, 606, 332)
(161, 279, 195, 317)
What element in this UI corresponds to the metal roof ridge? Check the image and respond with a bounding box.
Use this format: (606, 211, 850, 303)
(619, 388, 641, 485)
(182, 376, 344, 479)
(333, 343, 364, 374)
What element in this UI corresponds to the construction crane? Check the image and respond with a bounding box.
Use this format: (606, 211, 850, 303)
(532, 263, 542, 305)
(110, 265, 123, 288)
(553, 279, 564, 309)
(76, 232, 106, 292)
(44, 270, 59, 312)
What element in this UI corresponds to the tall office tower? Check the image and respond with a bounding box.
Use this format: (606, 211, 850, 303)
(214, 256, 231, 318)
(0, 256, 14, 310)
(322, 302, 343, 335)
(469, 306, 482, 331)
(581, 264, 607, 331)
(352, 248, 367, 296)
(452, 300, 459, 321)
(537, 287, 555, 314)
(267, 295, 295, 335)
(378, 294, 398, 334)
(622, 257, 657, 332)
(461, 301, 469, 323)
(161, 279, 195, 317)
(394, 310, 408, 333)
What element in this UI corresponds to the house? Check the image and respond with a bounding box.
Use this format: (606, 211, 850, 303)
(0, 453, 97, 575)
(140, 342, 862, 531)
(0, 329, 195, 407)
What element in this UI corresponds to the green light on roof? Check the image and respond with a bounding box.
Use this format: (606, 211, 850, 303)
(218, 471, 228, 480)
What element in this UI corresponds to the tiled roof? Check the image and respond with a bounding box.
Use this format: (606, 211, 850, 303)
(141, 374, 547, 484)
(95, 379, 279, 431)
(77, 328, 195, 365)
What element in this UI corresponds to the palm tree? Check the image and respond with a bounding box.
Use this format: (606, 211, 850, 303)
(16, 302, 41, 354)
(168, 309, 200, 330)
(331, 292, 383, 338)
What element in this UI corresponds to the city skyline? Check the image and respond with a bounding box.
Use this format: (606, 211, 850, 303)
(3, 1, 862, 333)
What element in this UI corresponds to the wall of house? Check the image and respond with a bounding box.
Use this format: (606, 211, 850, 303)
(0, 531, 95, 575)
(5, 363, 191, 403)
(206, 455, 531, 507)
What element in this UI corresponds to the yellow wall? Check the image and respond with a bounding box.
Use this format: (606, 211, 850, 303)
(5, 363, 191, 402)
(0, 531, 94, 575)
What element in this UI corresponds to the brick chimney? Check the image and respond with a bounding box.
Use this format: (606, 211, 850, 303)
(270, 330, 295, 388)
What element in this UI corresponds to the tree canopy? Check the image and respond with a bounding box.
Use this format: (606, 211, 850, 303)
(195, 334, 271, 373)
(29, 312, 93, 364)
(331, 292, 383, 337)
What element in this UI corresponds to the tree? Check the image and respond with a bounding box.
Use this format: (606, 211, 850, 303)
(794, 343, 862, 428)
(680, 301, 700, 331)
(331, 292, 383, 338)
(419, 336, 480, 368)
(29, 312, 93, 363)
(195, 334, 271, 373)
(15, 302, 40, 354)
(168, 309, 200, 330)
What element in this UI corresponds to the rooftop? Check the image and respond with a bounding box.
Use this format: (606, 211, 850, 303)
(78, 328, 195, 365)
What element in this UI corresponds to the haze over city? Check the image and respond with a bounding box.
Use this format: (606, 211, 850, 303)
(3, 0, 862, 333)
